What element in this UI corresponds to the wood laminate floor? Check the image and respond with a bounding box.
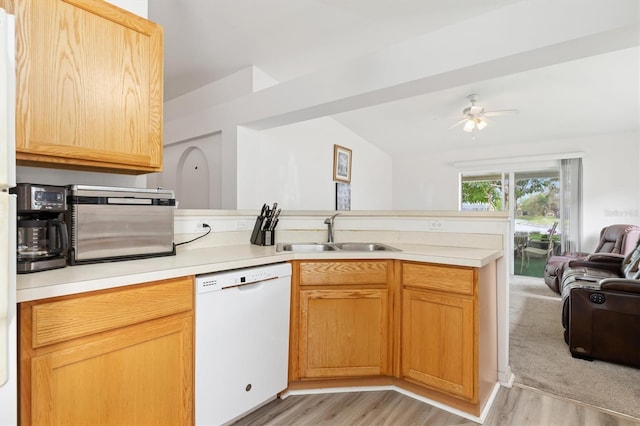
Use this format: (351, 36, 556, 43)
(234, 384, 640, 426)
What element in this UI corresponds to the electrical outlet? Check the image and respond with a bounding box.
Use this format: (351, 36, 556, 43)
(236, 220, 250, 230)
(429, 220, 443, 231)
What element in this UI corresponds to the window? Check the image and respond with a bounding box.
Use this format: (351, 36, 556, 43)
(460, 173, 505, 212)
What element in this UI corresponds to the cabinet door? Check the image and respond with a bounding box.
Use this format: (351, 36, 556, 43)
(299, 288, 389, 378)
(15, 0, 163, 173)
(20, 276, 194, 425)
(29, 313, 193, 425)
(402, 289, 476, 401)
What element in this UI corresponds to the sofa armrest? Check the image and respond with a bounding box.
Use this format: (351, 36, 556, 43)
(566, 261, 621, 274)
(584, 253, 625, 262)
(600, 279, 640, 294)
(567, 254, 625, 272)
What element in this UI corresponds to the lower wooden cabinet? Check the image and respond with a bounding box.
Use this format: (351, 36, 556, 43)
(299, 287, 388, 378)
(291, 260, 393, 380)
(289, 259, 497, 417)
(19, 276, 194, 425)
(399, 261, 498, 415)
(401, 288, 475, 400)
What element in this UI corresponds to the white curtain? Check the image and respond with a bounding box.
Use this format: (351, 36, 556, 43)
(560, 158, 582, 253)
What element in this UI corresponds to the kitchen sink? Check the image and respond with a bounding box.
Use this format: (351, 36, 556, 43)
(277, 243, 338, 252)
(332, 242, 400, 252)
(276, 242, 400, 252)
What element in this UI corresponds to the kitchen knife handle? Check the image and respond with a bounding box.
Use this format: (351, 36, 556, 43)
(259, 203, 268, 218)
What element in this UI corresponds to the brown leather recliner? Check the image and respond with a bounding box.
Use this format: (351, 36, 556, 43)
(543, 224, 640, 293)
(560, 243, 640, 367)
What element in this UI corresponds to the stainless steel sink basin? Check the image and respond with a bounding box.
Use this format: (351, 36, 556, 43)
(332, 242, 400, 252)
(277, 243, 338, 252)
(276, 242, 400, 252)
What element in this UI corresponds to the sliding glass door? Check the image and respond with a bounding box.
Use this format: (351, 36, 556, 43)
(461, 168, 563, 277)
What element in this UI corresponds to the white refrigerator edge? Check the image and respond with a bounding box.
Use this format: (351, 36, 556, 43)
(0, 5, 17, 425)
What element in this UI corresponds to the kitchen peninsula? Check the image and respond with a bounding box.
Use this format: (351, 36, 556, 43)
(16, 210, 509, 424)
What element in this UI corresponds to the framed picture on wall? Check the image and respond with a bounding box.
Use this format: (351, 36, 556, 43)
(333, 144, 352, 183)
(336, 182, 351, 211)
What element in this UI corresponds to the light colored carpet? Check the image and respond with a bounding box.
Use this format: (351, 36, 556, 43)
(509, 275, 640, 420)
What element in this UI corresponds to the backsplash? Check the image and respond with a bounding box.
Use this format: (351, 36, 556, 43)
(174, 210, 508, 251)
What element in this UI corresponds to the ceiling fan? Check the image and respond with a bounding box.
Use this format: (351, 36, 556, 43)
(450, 94, 518, 132)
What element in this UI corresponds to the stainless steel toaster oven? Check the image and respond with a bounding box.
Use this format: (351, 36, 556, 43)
(66, 185, 176, 265)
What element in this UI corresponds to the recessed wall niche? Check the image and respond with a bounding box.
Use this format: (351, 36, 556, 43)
(153, 133, 222, 209)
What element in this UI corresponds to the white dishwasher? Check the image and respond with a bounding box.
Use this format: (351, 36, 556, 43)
(195, 262, 292, 426)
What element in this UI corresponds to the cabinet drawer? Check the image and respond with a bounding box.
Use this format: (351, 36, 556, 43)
(300, 261, 388, 286)
(28, 276, 193, 348)
(402, 263, 475, 295)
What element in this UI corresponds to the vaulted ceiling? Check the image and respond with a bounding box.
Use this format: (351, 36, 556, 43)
(149, 0, 639, 153)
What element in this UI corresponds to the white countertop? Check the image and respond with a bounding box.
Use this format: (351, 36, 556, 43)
(16, 243, 502, 302)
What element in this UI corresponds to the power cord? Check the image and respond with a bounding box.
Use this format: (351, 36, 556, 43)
(176, 223, 211, 246)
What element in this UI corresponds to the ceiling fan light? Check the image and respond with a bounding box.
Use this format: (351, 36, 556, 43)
(463, 119, 475, 132)
(476, 118, 487, 130)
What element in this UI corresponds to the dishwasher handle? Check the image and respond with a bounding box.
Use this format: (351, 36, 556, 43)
(235, 281, 266, 291)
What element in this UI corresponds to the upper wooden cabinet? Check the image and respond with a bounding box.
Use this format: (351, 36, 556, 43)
(14, 0, 164, 173)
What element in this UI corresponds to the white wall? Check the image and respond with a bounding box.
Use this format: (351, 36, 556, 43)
(237, 117, 392, 210)
(581, 133, 639, 246)
(392, 131, 640, 251)
(16, 167, 145, 188)
(104, 0, 147, 18)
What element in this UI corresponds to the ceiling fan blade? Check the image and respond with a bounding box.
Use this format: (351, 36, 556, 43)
(449, 118, 469, 129)
(484, 109, 519, 117)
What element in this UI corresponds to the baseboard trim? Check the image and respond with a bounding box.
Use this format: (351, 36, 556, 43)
(499, 364, 516, 388)
(478, 383, 502, 424)
(282, 384, 495, 424)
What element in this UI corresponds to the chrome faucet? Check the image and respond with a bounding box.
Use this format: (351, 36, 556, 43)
(324, 213, 341, 243)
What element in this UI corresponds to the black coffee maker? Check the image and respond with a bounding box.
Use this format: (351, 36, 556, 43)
(11, 183, 69, 273)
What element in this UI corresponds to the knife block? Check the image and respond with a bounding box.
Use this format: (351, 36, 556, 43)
(253, 230, 275, 246)
(250, 216, 275, 246)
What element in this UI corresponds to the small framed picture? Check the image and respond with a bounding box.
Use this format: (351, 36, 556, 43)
(333, 144, 352, 183)
(336, 182, 351, 211)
